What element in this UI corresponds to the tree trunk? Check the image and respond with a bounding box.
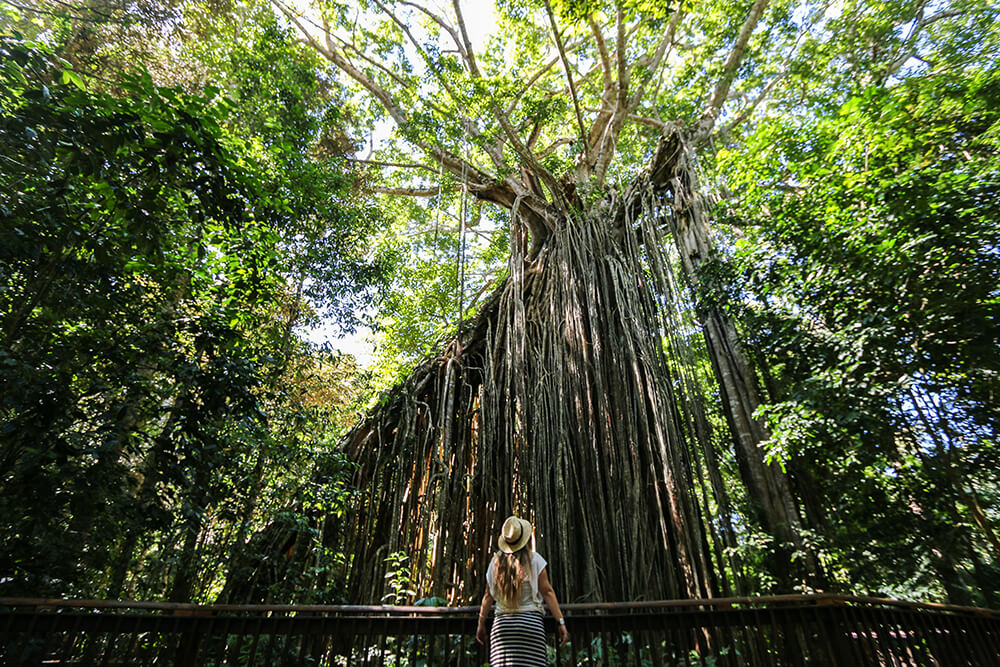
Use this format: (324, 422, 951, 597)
(216, 450, 266, 604)
(656, 131, 822, 588)
(168, 519, 203, 602)
(331, 141, 732, 603)
(233, 133, 808, 604)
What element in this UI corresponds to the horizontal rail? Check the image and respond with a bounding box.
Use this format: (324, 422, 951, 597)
(2, 595, 998, 665)
(4, 592, 997, 615)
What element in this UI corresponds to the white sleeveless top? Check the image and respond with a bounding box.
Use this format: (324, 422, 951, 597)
(486, 551, 547, 614)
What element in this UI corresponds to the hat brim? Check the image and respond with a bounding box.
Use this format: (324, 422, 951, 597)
(497, 517, 532, 553)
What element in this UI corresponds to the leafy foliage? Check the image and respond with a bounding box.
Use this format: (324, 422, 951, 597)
(712, 69, 1000, 604)
(0, 31, 383, 601)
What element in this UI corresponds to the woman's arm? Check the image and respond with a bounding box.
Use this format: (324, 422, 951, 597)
(537, 569, 569, 646)
(476, 590, 494, 644)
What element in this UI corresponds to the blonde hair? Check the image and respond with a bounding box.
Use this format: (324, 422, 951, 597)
(494, 547, 532, 606)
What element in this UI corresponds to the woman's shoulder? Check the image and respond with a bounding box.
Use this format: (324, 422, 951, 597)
(532, 551, 547, 570)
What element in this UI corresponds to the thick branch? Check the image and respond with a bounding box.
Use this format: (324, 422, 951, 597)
(451, 0, 482, 77)
(588, 10, 635, 191)
(628, 114, 670, 131)
(615, 6, 629, 106)
(589, 16, 614, 97)
(584, 17, 621, 175)
(536, 137, 575, 159)
(490, 106, 565, 209)
(695, 0, 771, 142)
(525, 119, 544, 152)
(628, 9, 684, 110)
(544, 0, 590, 167)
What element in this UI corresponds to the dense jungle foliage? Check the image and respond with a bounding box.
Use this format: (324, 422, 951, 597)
(1, 0, 997, 608)
(1, 4, 390, 602)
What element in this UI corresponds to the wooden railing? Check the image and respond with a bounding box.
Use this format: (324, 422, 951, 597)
(2, 594, 998, 665)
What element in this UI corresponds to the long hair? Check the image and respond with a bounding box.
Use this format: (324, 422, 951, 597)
(494, 547, 532, 606)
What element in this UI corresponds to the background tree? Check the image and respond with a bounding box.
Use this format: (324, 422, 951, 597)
(713, 69, 1000, 606)
(0, 9, 388, 601)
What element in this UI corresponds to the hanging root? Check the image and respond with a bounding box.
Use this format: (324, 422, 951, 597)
(229, 130, 780, 605)
(317, 132, 761, 604)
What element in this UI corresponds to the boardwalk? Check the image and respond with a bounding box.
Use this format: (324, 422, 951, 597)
(3, 594, 999, 665)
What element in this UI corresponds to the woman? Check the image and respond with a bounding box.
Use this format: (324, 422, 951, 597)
(476, 515, 569, 665)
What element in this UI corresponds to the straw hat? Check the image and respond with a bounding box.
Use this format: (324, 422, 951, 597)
(497, 516, 532, 553)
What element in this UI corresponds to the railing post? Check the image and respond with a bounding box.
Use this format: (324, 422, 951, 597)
(174, 618, 202, 665)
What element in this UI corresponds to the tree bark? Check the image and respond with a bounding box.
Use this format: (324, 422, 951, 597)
(328, 140, 728, 603)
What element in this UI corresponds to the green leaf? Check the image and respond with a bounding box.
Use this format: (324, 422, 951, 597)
(60, 69, 86, 91)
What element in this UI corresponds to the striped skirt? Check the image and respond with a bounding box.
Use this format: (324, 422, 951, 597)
(489, 610, 546, 666)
